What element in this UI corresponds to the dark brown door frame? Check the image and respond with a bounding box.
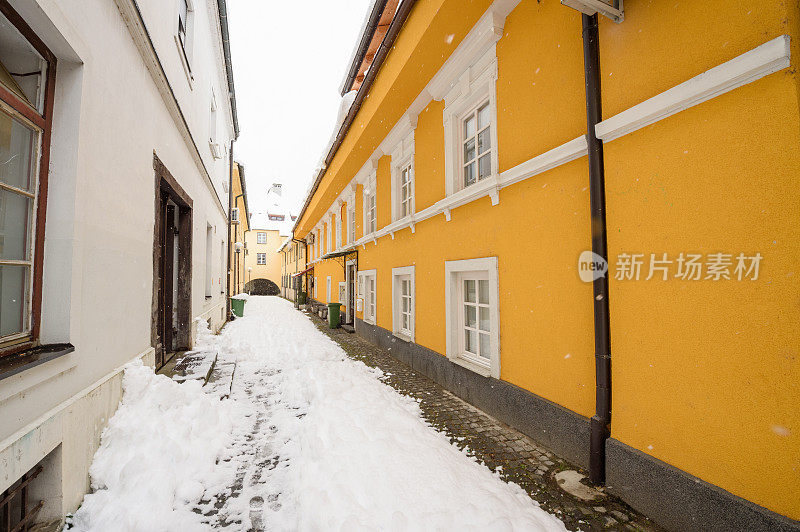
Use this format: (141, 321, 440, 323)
(152, 154, 193, 367)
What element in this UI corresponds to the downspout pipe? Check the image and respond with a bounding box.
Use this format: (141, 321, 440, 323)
(582, 13, 612, 485)
(233, 192, 244, 294)
(226, 143, 234, 318)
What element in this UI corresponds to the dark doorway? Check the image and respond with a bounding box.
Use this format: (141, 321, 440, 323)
(346, 262, 356, 325)
(152, 155, 193, 368)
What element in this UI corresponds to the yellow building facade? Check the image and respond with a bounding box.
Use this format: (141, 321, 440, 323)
(295, 1, 800, 528)
(228, 162, 250, 296)
(243, 227, 284, 291)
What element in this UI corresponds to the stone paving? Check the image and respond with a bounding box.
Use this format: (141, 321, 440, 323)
(307, 311, 662, 532)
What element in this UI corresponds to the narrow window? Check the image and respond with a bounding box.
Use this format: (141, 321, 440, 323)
(366, 191, 377, 234)
(349, 206, 356, 244)
(257, 253, 266, 265)
(257, 232, 267, 244)
(399, 164, 413, 218)
(459, 275, 491, 363)
(392, 266, 414, 341)
(177, 0, 193, 68)
(461, 102, 491, 189)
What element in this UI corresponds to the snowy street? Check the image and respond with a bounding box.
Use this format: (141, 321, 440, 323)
(69, 296, 567, 531)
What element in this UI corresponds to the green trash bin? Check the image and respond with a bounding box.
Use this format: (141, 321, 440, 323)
(327, 302, 342, 329)
(231, 297, 246, 318)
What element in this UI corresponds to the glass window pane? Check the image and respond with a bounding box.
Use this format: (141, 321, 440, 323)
(479, 333, 490, 360)
(402, 314, 409, 330)
(479, 280, 489, 304)
(477, 103, 490, 129)
(465, 328, 476, 354)
(464, 279, 475, 302)
(464, 162, 476, 187)
(464, 115, 476, 138)
(0, 189, 31, 261)
(478, 154, 491, 180)
(0, 110, 36, 192)
(0, 263, 28, 336)
(0, 11, 47, 112)
(465, 304, 476, 328)
(479, 306, 490, 332)
(463, 137, 475, 163)
(477, 127, 491, 154)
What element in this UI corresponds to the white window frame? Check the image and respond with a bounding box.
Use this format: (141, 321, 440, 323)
(363, 174, 377, 235)
(391, 266, 415, 342)
(257, 232, 267, 244)
(442, 45, 499, 197)
(335, 211, 342, 250)
(313, 276, 317, 299)
(326, 275, 332, 302)
(257, 253, 266, 265)
(358, 269, 377, 325)
(175, 0, 195, 85)
(445, 257, 500, 378)
(348, 203, 356, 244)
(325, 218, 331, 254)
(389, 127, 415, 222)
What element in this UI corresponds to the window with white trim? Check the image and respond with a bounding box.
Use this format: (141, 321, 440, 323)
(348, 204, 356, 244)
(392, 266, 414, 341)
(445, 257, 500, 378)
(441, 44, 499, 197)
(461, 102, 492, 188)
(335, 211, 342, 249)
(389, 125, 415, 222)
(363, 178, 377, 234)
(257, 232, 267, 244)
(399, 163, 413, 218)
(257, 253, 266, 265)
(326, 276, 332, 302)
(326, 219, 332, 253)
(359, 269, 377, 325)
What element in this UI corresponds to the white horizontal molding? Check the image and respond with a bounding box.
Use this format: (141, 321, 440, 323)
(499, 135, 588, 188)
(596, 35, 791, 143)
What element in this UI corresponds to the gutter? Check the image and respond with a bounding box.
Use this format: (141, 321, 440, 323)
(581, 13, 612, 485)
(294, 0, 418, 236)
(226, 144, 234, 317)
(339, 0, 390, 96)
(216, 0, 239, 138)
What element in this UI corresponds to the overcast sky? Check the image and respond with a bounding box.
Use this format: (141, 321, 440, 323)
(227, 0, 373, 216)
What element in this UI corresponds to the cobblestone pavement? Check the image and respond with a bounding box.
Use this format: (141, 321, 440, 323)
(307, 311, 661, 532)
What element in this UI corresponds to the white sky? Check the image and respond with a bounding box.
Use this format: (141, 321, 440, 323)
(227, 0, 373, 216)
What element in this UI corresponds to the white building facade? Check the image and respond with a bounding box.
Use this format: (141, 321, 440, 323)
(0, 0, 237, 527)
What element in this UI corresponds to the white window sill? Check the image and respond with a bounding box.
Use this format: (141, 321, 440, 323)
(392, 331, 413, 343)
(174, 35, 194, 89)
(448, 353, 491, 378)
(363, 318, 376, 326)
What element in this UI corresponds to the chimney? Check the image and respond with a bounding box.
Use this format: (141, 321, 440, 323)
(271, 183, 282, 196)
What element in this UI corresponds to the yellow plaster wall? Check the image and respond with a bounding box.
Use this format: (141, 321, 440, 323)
(598, 0, 800, 518)
(244, 229, 283, 286)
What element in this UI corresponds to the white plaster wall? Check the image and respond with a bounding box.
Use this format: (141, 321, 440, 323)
(0, 0, 235, 515)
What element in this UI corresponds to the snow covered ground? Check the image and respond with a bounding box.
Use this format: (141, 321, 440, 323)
(70, 296, 566, 531)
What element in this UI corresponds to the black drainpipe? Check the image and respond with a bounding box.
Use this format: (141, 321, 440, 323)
(582, 13, 612, 485)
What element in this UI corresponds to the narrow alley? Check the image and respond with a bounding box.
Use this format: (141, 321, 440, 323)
(68, 297, 574, 531)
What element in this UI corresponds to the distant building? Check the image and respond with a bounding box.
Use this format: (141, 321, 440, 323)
(243, 183, 296, 294)
(229, 162, 250, 296)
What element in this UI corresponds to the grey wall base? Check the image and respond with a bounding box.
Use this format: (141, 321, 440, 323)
(606, 438, 800, 532)
(354, 318, 590, 468)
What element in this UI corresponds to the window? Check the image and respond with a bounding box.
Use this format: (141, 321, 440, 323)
(392, 266, 415, 341)
(440, 41, 498, 197)
(326, 219, 332, 253)
(177, 0, 194, 69)
(268, 214, 284, 221)
(364, 183, 376, 235)
(445, 257, 500, 378)
(462, 102, 492, 188)
(399, 164, 413, 218)
(348, 205, 356, 244)
(359, 270, 377, 325)
(326, 276, 332, 302)
(220, 240, 225, 293)
(335, 211, 342, 249)
(313, 276, 317, 299)
(0, 7, 54, 348)
(257, 232, 267, 244)
(257, 253, 266, 265)
(205, 224, 213, 297)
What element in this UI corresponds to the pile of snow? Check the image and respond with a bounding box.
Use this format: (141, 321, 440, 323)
(71, 297, 565, 531)
(230, 292, 249, 300)
(69, 361, 239, 531)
